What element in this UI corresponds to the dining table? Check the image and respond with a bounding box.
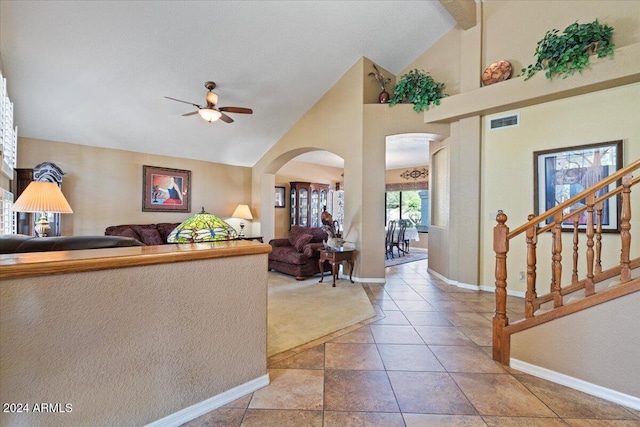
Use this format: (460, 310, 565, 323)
(387, 226, 419, 242)
(398, 227, 419, 242)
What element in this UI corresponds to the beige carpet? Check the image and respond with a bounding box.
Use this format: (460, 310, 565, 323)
(267, 272, 376, 356)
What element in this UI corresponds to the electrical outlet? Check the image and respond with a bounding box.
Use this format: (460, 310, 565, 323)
(519, 271, 525, 282)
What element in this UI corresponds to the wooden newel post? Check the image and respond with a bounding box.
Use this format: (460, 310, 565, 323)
(493, 210, 510, 363)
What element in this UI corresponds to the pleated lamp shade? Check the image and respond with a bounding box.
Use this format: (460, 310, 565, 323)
(12, 181, 73, 214)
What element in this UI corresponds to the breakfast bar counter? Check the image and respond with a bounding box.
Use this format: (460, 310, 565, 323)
(0, 240, 271, 427)
(0, 239, 270, 279)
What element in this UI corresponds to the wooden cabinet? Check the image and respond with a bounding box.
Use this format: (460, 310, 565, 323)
(290, 182, 330, 228)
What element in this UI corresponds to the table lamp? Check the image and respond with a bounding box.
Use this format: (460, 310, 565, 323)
(232, 204, 253, 237)
(12, 181, 73, 237)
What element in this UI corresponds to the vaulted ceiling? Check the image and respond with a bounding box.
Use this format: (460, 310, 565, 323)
(0, 1, 456, 168)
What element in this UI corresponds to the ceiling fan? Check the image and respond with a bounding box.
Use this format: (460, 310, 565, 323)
(165, 81, 253, 123)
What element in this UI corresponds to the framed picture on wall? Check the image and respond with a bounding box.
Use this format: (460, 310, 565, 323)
(533, 140, 622, 232)
(275, 186, 285, 208)
(142, 165, 191, 212)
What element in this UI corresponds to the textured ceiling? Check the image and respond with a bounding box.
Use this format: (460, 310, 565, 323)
(294, 133, 436, 170)
(0, 1, 455, 168)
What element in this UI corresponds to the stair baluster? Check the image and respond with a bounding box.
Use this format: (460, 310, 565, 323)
(595, 201, 604, 274)
(525, 215, 538, 319)
(572, 216, 580, 284)
(585, 193, 596, 296)
(552, 212, 564, 308)
(620, 174, 632, 283)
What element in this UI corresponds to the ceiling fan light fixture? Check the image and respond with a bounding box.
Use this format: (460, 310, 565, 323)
(206, 91, 219, 106)
(198, 108, 222, 122)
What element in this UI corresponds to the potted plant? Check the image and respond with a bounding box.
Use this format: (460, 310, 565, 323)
(521, 19, 615, 80)
(369, 64, 392, 103)
(388, 69, 447, 112)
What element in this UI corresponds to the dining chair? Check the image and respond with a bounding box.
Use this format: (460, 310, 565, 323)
(385, 220, 396, 259)
(400, 219, 411, 254)
(391, 220, 407, 258)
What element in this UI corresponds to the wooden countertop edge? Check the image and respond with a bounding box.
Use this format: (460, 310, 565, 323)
(0, 240, 272, 280)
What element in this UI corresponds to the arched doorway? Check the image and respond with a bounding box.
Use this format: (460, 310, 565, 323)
(257, 147, 345, 244)
(384, 133, 436, 265)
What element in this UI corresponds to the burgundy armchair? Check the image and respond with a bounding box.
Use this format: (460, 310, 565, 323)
(268, 225, 331, 280)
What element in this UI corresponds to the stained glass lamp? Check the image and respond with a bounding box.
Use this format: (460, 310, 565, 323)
(167, 207, 238, 243)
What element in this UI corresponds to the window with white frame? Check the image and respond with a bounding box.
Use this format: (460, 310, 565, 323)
(1, 70, 18, 179)
(0, 189, 15, 235)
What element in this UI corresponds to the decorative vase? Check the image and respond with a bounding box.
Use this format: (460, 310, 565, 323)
(378, 90, 390, 104)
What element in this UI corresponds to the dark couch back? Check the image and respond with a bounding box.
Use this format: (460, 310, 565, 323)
(105, 223, 181, 245)
(0, 234, 145, 254)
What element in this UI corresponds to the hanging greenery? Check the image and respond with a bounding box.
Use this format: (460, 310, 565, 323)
(521, 19, 615, 80)
(388, 69, 447, 112)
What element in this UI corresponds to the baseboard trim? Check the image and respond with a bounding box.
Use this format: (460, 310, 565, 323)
(427, 268, 456, 285)
(480, 285, 526, 298)
(427, 269, 479, 290)
(146, 374, 270, 427)
(457, 281, 480, 291)
(427, 269, 526, 298)
(510, 359, 640, 411)
(352, 275, 386, 284)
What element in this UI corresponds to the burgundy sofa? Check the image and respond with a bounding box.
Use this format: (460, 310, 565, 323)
(268, 225, 331, 280)
(105, 223, 181, 246)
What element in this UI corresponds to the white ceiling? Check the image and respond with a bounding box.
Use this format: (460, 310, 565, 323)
(294, 132, 436, 170)
(0, 1, 455, 168)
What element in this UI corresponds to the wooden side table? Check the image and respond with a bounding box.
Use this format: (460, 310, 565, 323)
(318, 248, 355, 287)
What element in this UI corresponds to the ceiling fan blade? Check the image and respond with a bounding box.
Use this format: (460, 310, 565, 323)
(219, 112, 234, 123)
(165, 96, 201, 108)
(182, 111, 199, 117)
(218, 106, 253, 114)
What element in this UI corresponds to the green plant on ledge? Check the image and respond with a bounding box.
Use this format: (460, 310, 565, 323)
(521, 19, 615, 80)
(388, 69, 447, 112)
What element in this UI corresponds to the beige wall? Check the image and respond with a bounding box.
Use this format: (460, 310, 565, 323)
(0, 253, 268, 426)
(403, 0, 640, 289)
(385, 165, 428, 185)
(511, 292, 640, 398)
(361, 105, 447, 278)
(274, 160, 344, 239)
(252, 58, 363, 267)
(17, 138, 252, 236)
(482, 0, 640, 76)
(481, 83, 640, 294)
(400, 24, 462, 96)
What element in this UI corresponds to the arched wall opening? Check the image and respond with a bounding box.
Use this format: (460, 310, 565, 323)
(384, 133, 434, 255)
(259, 148, 345, 244)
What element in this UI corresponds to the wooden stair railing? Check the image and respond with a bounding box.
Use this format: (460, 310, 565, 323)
(493, 158, 640, 364)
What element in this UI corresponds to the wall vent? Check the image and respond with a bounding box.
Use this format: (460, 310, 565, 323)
(490, 113, 519, 130)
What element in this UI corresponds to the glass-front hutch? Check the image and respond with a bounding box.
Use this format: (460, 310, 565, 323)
(290, 182, 330, 228)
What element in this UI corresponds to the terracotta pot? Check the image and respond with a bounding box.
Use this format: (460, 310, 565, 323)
(378, 90, 390, 104)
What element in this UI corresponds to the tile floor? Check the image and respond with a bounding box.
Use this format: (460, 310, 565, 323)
(183, 258, 640, 427)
